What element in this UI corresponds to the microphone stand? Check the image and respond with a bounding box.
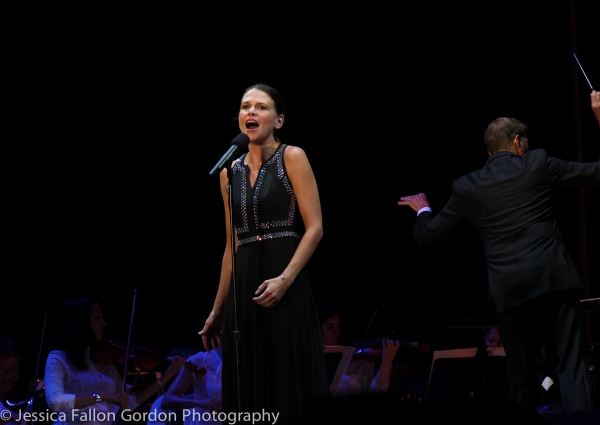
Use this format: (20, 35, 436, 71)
(225, 163, 243, 412)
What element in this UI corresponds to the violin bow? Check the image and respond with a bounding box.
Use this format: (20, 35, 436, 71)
(25, 309, 48, 420)
(122, 289, 139, 393)
(110, 289, 141, 425)
(32, 310, 47, 388)
(360, 309, 378, 341)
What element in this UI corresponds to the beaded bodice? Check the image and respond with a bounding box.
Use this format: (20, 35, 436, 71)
(230, 144, 300, 246)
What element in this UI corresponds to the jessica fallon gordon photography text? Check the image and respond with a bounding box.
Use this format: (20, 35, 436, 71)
(11, 409, 171, 423)
(10, 408, 282, 424)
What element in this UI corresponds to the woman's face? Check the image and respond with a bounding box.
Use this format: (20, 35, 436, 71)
(321, 314, 342, 346)
(90, 302, 106, 342)
(486, 327, 502, 349)
(239, 88, 283, 143)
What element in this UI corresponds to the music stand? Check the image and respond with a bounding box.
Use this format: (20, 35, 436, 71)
(481, 350, 510, 400)
(581, 297, 600, 311)
(425, 347, 478, 402)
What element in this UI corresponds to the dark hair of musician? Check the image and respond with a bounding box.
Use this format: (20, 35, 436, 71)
(0, 336, 28, 401)
(49, 296, 98, 371)
(316, 301, 339, 327)
(0, 336, 24, 360)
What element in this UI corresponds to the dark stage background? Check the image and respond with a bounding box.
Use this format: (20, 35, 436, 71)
(3, 1, 599, 382)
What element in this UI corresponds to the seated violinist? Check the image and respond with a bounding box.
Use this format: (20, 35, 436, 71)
(316, 302, 401, 397)
(160, 339, 223, 425)
(43, 295, 187, 425)
(146, 346, 200, 425)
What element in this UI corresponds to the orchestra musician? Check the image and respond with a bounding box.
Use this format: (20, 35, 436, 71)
(160, 341, 223, 425)
(316, 302, 401, 397)
(1, 336, 29, 425)
(43, 295, 187, 425)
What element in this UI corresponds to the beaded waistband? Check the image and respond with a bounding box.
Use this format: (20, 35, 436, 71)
(237, 231, 300, 246)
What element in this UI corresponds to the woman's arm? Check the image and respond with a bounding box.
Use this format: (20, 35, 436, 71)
(132, 356, 186, 406)
(372, 339, 401, 391)
(280, 145, 323, 283)
(252, 146, 323, 308)
(199, 167, 234, 350)
(45, 352, 128, 411)
(160, 366, 197, 409)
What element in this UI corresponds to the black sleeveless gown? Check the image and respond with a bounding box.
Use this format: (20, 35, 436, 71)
(222, 143, 330, 425)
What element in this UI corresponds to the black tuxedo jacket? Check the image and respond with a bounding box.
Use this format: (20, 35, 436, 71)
(414, 149, 599, 313)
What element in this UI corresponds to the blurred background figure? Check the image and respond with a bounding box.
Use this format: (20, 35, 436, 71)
(160, 343, 222, 425)
(146, 346, 202, 425)
(316, 301, 401, 397)
(43, 295, 187, 425)
(485, 326, 505, 356)
(1, 336, 28, 425)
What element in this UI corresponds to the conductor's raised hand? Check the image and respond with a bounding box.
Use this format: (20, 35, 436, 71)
(591, 90, 600, 125)
(398, 193, 430, 212)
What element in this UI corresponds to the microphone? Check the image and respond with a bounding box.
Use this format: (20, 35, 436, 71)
(209, 133, 250, 176)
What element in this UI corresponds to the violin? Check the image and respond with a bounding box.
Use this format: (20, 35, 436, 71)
(352, 338, 430, 361)
(3, 379, 46, 415)
(3, 383, 32, 413)
(90, 339, 206, 377)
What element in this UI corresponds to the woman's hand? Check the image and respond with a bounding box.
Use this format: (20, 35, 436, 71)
(199, 313, 224, 352)
(253, 275, 290, 308)
(198, 396, 222, 413)
(164, 356, 187, 377)
(381, 339, 401, 364)
(102, 392, 130, 410)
